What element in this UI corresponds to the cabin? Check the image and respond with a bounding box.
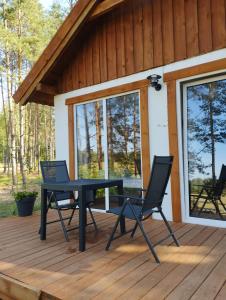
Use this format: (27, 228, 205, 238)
(13, 0, 226, 228)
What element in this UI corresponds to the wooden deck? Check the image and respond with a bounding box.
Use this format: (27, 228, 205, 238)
(0, 211, 226, 300)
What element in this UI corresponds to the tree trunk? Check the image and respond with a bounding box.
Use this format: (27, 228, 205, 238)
(107, 103, 114, 170)
(209, 84, 216, 185)
(95, 102, 102, 170)
(123, 97, 129, 172)
(26, 103, 32, 173)
(83, 105, 91, 166)
(0, 75, 10, 175)
(133, 96, 138, 176)
(2, 0, 17, 186)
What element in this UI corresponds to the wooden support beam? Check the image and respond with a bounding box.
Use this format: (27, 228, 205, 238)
(30, 91, 54, 106)
(0, 274, 41, 300)
(65, 79, 149, 105)
(140, 86, 150, 189)
(68, 105, 75, 180)
(163, 58, 226, 82)
(91, 0, 125, 19)
(167, 80, 181, 222)
(36, 83, 58, 96)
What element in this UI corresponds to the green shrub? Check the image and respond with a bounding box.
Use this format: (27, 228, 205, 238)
(13, 191, 38, 201)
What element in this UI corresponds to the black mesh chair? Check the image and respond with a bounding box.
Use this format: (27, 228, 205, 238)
(191, 164, 226, 219)
(105, 156, 179, 263)
(40, 161, 97, 241)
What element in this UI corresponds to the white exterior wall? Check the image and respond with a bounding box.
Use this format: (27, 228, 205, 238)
(54, 48, 226, 223)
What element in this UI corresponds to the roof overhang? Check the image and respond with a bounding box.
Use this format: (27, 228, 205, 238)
(13, 0, 126, 106)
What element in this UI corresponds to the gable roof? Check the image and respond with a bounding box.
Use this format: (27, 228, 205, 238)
(13, 0, 125, 106)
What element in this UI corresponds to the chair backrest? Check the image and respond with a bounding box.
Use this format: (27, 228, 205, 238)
(214, 164, 226, 198)
(40, 161, 70, 184)
(143, 156, 173, 210)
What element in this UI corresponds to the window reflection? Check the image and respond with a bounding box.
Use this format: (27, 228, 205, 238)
(76, 101, 104, 179)
(186, 79, 226, 220)
(107, 92, 142, 187)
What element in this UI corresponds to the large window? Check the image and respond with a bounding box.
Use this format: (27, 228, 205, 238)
(76, 101, 104, 179)
(75, 92, 142, 210)
(183, 76, 226, 221)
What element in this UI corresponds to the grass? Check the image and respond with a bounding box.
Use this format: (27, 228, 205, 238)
(0, 168, 42, 218)
(0, 199, 41, 218)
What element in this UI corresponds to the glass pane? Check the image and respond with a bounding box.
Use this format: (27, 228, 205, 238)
(76, 101, 105, 209)
(186, 79, 226, 220)
(106, 92, 142, 189)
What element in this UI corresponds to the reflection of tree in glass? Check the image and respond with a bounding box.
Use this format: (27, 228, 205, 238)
(76, 102, 104, 178)
(188, 80, 226, 183)
(107, 93, 141, 179)
(187, 106, 209, 176)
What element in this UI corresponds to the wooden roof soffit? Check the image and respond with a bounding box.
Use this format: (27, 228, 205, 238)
(31, 91, 54, 106)
(90, 0, 125, 19)
(13, 0, 100, 106)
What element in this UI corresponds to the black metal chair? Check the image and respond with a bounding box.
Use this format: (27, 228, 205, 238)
(191, 164, 226, 219)
(105, 156, 179, 263)
(40, 160, 98, 241)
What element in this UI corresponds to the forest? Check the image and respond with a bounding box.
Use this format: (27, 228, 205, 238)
(0, 0, 77, 214)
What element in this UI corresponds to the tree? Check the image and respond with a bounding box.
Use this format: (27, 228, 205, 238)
(188, 80, 226, 184)
(0, 0, 64, 187)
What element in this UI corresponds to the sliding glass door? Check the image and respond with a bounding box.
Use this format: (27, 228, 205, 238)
(75, 91, 142, 210)
(183, 75, 226, 223)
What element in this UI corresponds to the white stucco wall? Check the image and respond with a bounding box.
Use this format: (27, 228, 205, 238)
(54, 48, 226, 223)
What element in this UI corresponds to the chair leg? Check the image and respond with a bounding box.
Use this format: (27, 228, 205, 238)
(159, 209, 179, 247)
(88, 205, 98, 231)
(219, 198, 226, 212)
(106, 202, 127, 251)
(212, 200, 224, 220)
(130, 222, 138, 238)
(68, 208, 76, 225)
(191, 196, 200, 212)
(38, 198, 52, 234)
(191, 188, 204, 212)
(198, 199, 208, 215)
(135, 217, 160, 264)
(106, 214, 121, 251)
(55, 202, 69, 242)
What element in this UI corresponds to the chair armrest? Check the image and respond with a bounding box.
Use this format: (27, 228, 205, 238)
(192, 184, 214, 189)
(110, 194, 145, 205)
(137, 188, 147, 192)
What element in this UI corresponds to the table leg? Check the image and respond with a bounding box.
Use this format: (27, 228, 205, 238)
(78, 187, 86, 251)
(118, 183, 126, 234)
(40, 188, 47, 240)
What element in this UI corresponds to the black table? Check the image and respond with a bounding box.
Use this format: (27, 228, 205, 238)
(40, 179, 125, 251)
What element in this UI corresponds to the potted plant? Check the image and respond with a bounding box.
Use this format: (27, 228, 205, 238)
(14, 191, 38, 217)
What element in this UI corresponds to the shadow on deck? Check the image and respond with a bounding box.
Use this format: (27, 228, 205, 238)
(0, 211, 226, 300)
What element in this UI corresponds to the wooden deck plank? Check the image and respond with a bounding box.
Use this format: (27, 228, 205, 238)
(96, 227, 216, 300)
(190, 252, 226, 300)
(0, 214, 114, 276)
(141, 229, 225, 300)
(25, 220, 170, 290)
(215, 281, 226, 300)
(117, 225, 212, 300)
(48, 224, 185, 299)
(0, 212, 226, 300)
(166, 230, 226, 300)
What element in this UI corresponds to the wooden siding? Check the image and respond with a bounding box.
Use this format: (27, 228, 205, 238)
(1, 211, 226, 299)
(58, 0, 226, 93)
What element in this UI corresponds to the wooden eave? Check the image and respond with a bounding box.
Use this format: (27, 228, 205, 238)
(13, 0, 126, 106)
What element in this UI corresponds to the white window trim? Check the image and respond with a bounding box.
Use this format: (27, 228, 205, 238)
(177, 72, 226, 228)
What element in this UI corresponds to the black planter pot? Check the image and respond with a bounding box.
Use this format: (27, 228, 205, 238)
(16, 196, 36, 217)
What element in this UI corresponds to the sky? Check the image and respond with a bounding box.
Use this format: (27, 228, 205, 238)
(40, 0, 54, 9)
